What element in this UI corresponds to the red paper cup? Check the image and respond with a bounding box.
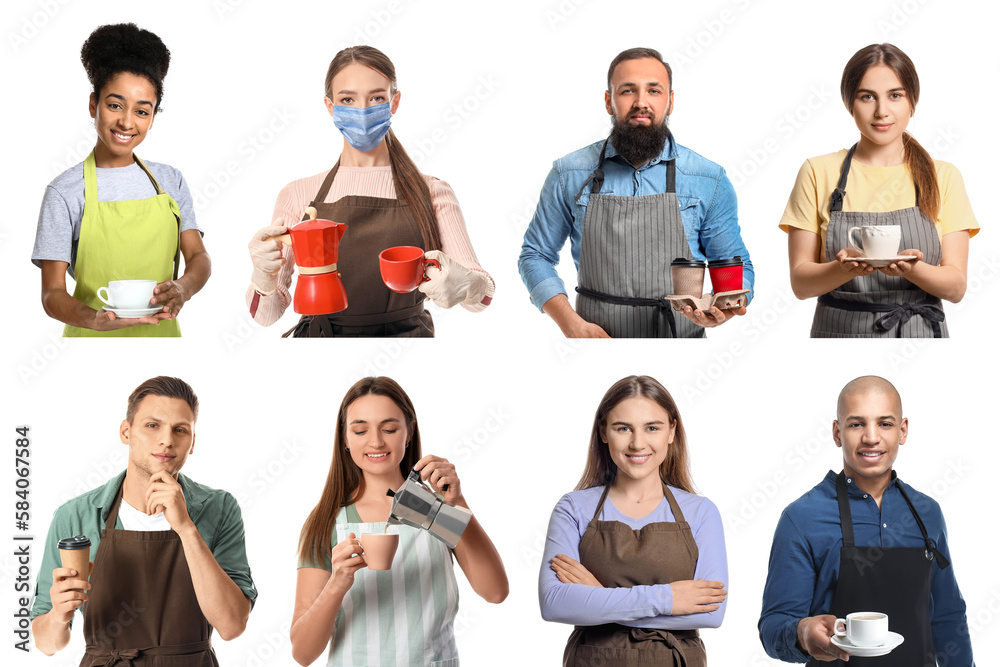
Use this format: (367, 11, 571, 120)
(379, 246, 441, 293)
(708, 257, 743, 294)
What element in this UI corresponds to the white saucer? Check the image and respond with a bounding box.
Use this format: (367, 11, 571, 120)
(851, 255, 918, 268)
(830, 631, 904, 657)
(106, 306, 163, 318)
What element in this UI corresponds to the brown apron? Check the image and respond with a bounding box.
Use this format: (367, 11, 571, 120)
(282, 163, 434, 337)
(80, 484, 216, 666)
(563, 484, 707, 667)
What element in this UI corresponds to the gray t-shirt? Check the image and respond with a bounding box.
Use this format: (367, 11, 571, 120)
(31, 159, 202, 277)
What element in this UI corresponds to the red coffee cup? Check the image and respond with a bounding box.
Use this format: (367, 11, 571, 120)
(708, 257, 743, 293)
(379, 246, 441, 293)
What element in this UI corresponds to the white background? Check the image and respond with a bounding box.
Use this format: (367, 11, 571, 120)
(3, 0, 998, 665)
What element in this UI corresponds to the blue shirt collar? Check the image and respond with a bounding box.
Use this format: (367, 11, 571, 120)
(825, 468, 899, 497)
(604, 128, 678, 166)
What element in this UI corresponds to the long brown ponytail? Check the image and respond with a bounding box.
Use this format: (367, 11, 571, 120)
(576, 376, 696, 494)
(324, 46, 441, 251)
(298, 377, 423, 568)
(841, 44, 940, 222)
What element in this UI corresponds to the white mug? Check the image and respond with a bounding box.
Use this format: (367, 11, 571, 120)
(848, 225, 901, 258)
(96, 280, 157, 309)
(834, 611, 889, 647)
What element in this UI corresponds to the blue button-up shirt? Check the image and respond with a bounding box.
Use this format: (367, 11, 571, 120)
(518, 136, 754, 311)
(759, 470, 974, 665)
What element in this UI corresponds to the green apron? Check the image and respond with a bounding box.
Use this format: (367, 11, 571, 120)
(64, 151, 182, 337)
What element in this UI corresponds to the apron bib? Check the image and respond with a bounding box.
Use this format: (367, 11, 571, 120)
(330, 506, 459, 666)
(282, 163, 433, 338)
(66, 151, 181, 338)
(813, 144, 946, 338)
(807, 472, 949, 667)
(574, 139, 703, 338)
(80, 484, 216, 666)
(563, 484, 707, 667)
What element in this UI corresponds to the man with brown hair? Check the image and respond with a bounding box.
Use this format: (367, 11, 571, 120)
(31, 376, 256, 664)
(518, 46, 754, 338)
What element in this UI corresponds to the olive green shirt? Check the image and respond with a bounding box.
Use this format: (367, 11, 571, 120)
(30, 470, 257, 623)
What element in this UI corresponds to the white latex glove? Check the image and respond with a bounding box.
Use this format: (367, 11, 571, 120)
(417, 250, 488, 308)
(249, 223, 288, 295)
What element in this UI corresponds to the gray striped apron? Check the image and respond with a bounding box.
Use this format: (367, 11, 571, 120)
(812, 144, 946, 338)
(329, 505, 460, 666)
(574, 139, 703, 338)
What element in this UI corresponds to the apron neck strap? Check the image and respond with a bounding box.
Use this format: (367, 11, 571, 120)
(591, 484, 613, 522)
(132, 155, 165, 195)
(893, 477, 950, 568)
(311, 161, 342, 214)
(104, 482, 126, 533)
(661, 483, 686, 523)
(574, 138, 676, 201)
(829, 144, 858, 214)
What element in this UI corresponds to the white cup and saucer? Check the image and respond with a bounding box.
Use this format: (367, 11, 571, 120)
(846, 225, 917, 268)
(830, 611, 904, 657)
(96, 280, 163, 318)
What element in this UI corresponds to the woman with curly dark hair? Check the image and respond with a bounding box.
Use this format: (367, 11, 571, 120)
(31, 23, 210, 336)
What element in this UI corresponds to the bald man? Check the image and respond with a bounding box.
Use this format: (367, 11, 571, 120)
(758, 376, 974, 666)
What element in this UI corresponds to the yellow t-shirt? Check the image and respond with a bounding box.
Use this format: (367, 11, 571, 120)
(779, 149, 979, 245)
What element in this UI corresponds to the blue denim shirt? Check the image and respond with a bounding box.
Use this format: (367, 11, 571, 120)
(758, 471, 973, 665)
(518, 136, 754, 311)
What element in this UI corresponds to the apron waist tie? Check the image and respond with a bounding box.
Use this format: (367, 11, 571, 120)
(629, 627, 698, 666)
(85, 640, 212, 666)
(283, 302, 427, 337)
(817, 293, 944, 338)
(575, 286, 678, 338)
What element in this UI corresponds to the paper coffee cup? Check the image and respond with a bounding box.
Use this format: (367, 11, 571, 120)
(58, 535, 92, 581)
(360, 533, 399, 571)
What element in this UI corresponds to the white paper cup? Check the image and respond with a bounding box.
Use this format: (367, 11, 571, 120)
(97, 280, 157, 309)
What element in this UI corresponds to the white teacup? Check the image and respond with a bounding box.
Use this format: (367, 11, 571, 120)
(96, 280, 157, 309)
(848, 225, 901, 258)
(834, 611, 889, 647)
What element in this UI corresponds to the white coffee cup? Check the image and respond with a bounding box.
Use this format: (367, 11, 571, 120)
(96, 280, 157, 309)
(834, 611, 889, 647)
(848, 225, 901, 258)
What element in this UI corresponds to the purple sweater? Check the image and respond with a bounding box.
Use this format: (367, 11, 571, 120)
(539, 485, 728, 630)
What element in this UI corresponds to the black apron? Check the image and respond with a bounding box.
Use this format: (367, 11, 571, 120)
(809, 472, 950, 667)
(281, 163, 434, 337)
(813, 144, 946, 338)
(574, 138, 703, 338)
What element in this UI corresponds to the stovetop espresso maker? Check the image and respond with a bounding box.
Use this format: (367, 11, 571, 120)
(386, 472, 472, 549)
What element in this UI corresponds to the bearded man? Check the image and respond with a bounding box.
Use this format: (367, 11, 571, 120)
(518, 47, 754, 338)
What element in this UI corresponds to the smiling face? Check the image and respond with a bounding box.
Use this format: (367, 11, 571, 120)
(121, 394, 195, 479)
(324, 62, 400, 115)
(89, 72, 157, 168)
(602, 396, 676, 482)
(834, 388, 907, 486)
(605, 57, 673, 127)
(344, 394, 409, 479)
(851, 64, 912, 151)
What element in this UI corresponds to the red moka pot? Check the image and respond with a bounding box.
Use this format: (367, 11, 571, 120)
(268, 219, 349, 315)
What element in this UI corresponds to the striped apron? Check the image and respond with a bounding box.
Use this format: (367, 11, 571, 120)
(329, 505, 460, 667)
(812, 144, 946, 338)
(574, 139, 703, 338)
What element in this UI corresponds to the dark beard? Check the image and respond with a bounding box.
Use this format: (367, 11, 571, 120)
(609, 115, 670, 166)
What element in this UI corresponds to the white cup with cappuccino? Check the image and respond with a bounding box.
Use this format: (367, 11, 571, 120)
(834, 611, 889, 647)
(848, 225, 902, 258)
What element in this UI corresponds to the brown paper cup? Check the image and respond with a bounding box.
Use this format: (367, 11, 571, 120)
(360, 534, 399, 570)
(60, 548, 91, 581)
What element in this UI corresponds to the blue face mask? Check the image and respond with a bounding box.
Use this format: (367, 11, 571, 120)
(331, 101, 392, 152)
